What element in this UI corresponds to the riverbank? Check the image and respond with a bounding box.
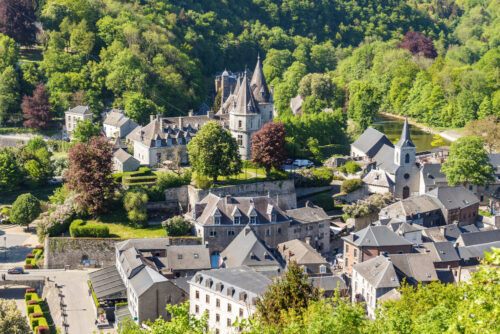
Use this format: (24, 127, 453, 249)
(377, 111, 463, 143)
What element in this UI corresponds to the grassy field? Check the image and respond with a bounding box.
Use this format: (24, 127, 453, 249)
(88, 220, 167, 239)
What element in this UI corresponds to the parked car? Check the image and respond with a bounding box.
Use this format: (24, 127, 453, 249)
(293, 159, 314, 168)
(7, 267, 24, 274)
(48, 177, 65, 185)
(285, 158, 294, 165)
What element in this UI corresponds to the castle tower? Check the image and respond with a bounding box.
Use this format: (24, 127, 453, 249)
(250, 54, 270, 103)
(221, 69, 231, 105)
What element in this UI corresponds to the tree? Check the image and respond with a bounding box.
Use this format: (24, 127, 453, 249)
(0, 33, 19, 72)
(399, 31, 437, 59)
(256, 261, 320, 329)
(10, 193, 41, 228)
(0, 66, 20, 124)
(347, 80, 381, 130)
(187, 121, 241, 182)
(251, 122, 287, 176)
(441, 136, 495, 186)
(71, 119, 101, 144)
(66, 136, 117, 215)
(0, 0, 38, 46)
(162, 215, 192, 237)
(0, 150, 21, 191)
(22, 83, 53, 130)
(0, 299, 31, 334)
(465, 116, 500, 153)
(213, 89, 222, 113)
(124, 91, 160, 124)
(118, 301, 208, 334)
(123, 191, 148, 225)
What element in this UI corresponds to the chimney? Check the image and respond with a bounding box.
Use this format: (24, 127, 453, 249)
(178, 117, 183, 128)
(305, 237, 311, 245)
(225, 195, 231, 204)
(140, 130, 145, 142)
(244, 226, 251, 236)
(208, 109, 214, 119)
(188, 109, 193, 117)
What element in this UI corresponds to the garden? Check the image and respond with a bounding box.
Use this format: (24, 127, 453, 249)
(25, 288, 57, 334)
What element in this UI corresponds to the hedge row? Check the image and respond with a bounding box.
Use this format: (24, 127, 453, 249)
(70, 219, 109, 238)
(341, 178, 363, 193)
(122, 175, 158, 184)
(24, 246, 44, 269)
(88, 280, 100, 308)
(25, 289, 51, 334)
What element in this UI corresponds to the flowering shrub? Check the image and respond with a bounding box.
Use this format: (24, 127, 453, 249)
(294, 167, 333, 187)
(35, 196, 78, 243)
(343, 192, 393, 218)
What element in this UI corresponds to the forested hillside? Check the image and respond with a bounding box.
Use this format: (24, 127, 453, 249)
(0, 0, 498, 155)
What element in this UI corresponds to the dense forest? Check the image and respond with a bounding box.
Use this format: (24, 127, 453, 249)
(0, 0, 498, 156)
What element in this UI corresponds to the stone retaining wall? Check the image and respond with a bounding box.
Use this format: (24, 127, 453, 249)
(44, 238, 118, 269)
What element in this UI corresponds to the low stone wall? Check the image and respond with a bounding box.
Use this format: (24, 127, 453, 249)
(44, 237, 118, 269)
(164, 185, 189, 208)
(296, 186, 332, 198)
(346, 213, 379, 231)
(147, 201, 181, 220)
(187, 179, 297, 210)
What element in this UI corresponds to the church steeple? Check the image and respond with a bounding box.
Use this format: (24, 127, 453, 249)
(396, 116, 415, 148)
(250, 53, 270, 103)
(234, 71, 258, 114)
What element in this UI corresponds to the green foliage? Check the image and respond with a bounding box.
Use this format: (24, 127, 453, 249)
(312, 193, 335, 211)
(11, 193, 41, 227)
(88, 280, 100, 308)
(295, 167, 333, 187)
(338, 161, 361, 174)
(69, 219, 110, 238)
(0, 151, 22, 191)
(347, 80, 381, 131)
(187, 121, 241, 182)
(162, 216, 192, 237)
(71, 119, 101, 144)
(0, 299, 31, 334)
(441, 136, 495, 186)
(0, 65, 20, 124)
(340, 178, 363, 193)
(123, 191, 148, 225)
(156, 169, 192, 190)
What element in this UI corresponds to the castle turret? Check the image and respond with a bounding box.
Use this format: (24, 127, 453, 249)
(250, 54, 270, 103)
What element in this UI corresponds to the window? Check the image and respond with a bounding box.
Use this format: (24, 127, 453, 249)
(178, 254, 183, 260)
(320, 265, 327, 274)
(216, 314, 220, 323)
(237, 135, 243, 146)
(206, 309, 210, 318)
(277, 228, 281, 235)
(319, 223, 324, 228)
(227, 303, 232, 312)
(238, 120, 242, 128)
(195, 291, 199, 299)
(469, 185, 473, 190)
(250, 216, 257, 224)
(405, 153, 410, 163)
(354, 249, 358, 258)
(227, 318, 232, 327)
(156, 139, 161, 147)
(239, 308, 244, 317)
(271, 214, 277, 222)
(206, 295, 210, 303)
(156, 152, 161, 162)
(345, 244, 349, 253)
(345, 258, 349, 268)
(227, 230, 235, 236)
(233, 216, 240, 224)
(404, 173, 410, 179)
(216, 299, 220, 308)
(195, 305, 199, 313)
(266, 228, 271, 236)
(214, 217, 221, 225)
(209, 230, 217, 237)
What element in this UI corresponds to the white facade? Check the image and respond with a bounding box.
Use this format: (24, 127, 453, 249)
(64, 106, 92, 139)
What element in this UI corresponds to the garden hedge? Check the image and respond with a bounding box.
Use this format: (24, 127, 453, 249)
(31, 316, 48, 330)
(70, 219, 110, 238)
(341, 178, 363, 193)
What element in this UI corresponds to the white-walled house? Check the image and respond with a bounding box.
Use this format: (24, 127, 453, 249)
(103, 109, 138, 138)
(64, 106, 92, 139)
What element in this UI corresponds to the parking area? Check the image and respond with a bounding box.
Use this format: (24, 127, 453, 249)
(0, 225, 38, 270)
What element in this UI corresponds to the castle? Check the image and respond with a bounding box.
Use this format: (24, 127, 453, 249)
(126, 55, 274, 165)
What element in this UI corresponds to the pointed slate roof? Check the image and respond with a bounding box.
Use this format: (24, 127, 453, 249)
(250, 54, 270, 103)
(234, 72, 259, 114)
(342, 226, 413, 247)
(233, 75, 241, 96)
(395, 117, 415, 148)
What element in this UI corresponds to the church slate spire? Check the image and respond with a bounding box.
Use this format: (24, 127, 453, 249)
(395, 116, 415, 148)
(234, 71, 258, 114)
(250, 53, 270, 103)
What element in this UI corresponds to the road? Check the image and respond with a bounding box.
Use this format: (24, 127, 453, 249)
(0, 225, 39, 270)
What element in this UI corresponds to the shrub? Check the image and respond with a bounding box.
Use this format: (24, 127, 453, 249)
(343, 192, 393, 218)
(30, 316, 48, 330)
(194, 175, 212, 189)
(162, 216, 192, 237)
(88, 280, 100, 307)
(332, 175, 344, 181)
(341, 179, 363, 193)
(26, 288, 36, 294)
(295, 167, 333, 187)
(35, 245, 43, 250)
(337, 161, 361, 174)
(69, 219, 110, 238)
(156, 169, 192, 189)
(11, 193, 41, 227)
(35, 196, 77, 243)
(27, 253, 35, 258)
(313, 193, 335, 211)
(25, 264, 34, 269)
(123, 191, 148, 225)
(26, 304, 42, 315)
(25, 293, 38, 302)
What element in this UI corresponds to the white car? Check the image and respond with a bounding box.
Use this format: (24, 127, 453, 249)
(293, 159, 314, 168)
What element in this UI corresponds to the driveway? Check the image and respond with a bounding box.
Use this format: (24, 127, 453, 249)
(0, 225, 38, 270)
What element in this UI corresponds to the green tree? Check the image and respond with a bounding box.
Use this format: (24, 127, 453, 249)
(0, 66, 20, 123)
(0, 150, 21, 191)
(123, 191, 148, 225)
(0, 33, 19, 72)
(69, 20, 95, 56)
(124, 91, 160, 124)
(162, 215, 192, 237)
(441, 136, 495, 186)
(0, 299, 31, 334)
(187, 121, 241, 182)
(256, 261, 320, 329)
(10, 193, 41, 229)
(347, 80, 381, 130)
(72, 119, 101, 144)
(213, 89, 222, 113)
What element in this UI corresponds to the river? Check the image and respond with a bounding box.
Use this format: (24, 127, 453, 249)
(372, 114, 451, 152)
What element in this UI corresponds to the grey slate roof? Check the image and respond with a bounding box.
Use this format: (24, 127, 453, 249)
(396, 222, 424, 234)
(68, 105, 91, 115)
(119, 247, 144, 279)
(221, 226, 280, 269)
(129, 266, 167, 296)
(103, 110, 131, 127)
(278, 239, 328, 265)
(116, 238, 171, 253)
(428, 186, 479, 210)
(421, 164, 447, 187)
(285, 205, 329, 225)
(457, 241, 500, 260)
(234, 71, 259, 114)
(250, 54, 270, 103)
(353, 256, 400, 289)
(113, 148, 138, 164)
(191, 266, 271, 299)
(88, 266, 127, 299)
(379, 195, 441, 220)
(309, 275, 346, 291)
(362, 169, 394, 187)
(164, 245, 211, 271)
(395, 117, 415, 148)
(342, 226, 413, 247)
(351, 127, 394, 158)
(373, 144, 399, 174)
(389, 253, 438, 282)
(442, 224, 479, 240)
(456, 229, 500, 246)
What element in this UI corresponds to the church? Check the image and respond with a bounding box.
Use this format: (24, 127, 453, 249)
(350, 117, 420, 199)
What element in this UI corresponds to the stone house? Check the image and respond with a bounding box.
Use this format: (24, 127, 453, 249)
(64, 105, 92, 139)
(415, 242, 460, 269)
(427, 186, 480, 224)
(112, 148, 140, 173)
(418, 163, 448, 194)
(189, 266, 271, 334)
(394, 221, 424, 245)
(341, 226, 413, 275)
(454, 229, 500, 247)
(103, 109, 138, 138)
(278, 239, 331, 277)
(285, 203, 331, 253)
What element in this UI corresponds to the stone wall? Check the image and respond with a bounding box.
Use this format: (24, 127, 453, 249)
(44, 237, 118, 269)
(164, 185, 189, 208)
(187, 179, 297, 210)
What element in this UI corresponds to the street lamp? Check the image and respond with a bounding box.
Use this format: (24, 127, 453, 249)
(3, 236, 6, 259)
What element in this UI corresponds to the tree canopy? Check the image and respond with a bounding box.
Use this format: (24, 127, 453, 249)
(251, 122, 287, 176)
(10, 193, 41, 227)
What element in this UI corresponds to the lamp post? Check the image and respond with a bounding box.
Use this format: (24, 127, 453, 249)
(3, 236, 6, 259)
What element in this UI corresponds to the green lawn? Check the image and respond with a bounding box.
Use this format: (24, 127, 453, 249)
(0, 185, 59, 205)
(19, 47, 43, 63)
(89, 221, 167, 239)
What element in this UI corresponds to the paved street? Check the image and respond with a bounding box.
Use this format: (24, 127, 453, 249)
(0, 224, 39, 269)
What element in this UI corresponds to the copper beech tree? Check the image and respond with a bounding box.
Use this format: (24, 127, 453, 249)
(65, 136, 117, 215)
(251, 122, 287, 176)
(22, 83, 52, 130)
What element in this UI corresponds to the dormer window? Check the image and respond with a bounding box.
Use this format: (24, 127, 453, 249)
(214, 217, 221, 225)
(250, 216, 257, 224)
(320, 265, 327, 274)
(233, 216, 240, 224)
(271, 214, 277, 222)
(156, 139, 161, 147)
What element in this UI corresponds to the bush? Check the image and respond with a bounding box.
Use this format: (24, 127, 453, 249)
(30, 316, 48, 330)
(156, 169, 192, 189)
(11, 193, 42, 227)
(337, 161, 361, 174)
(313, 193, 335, 211)
(37, 326, 50, 334)
(195, 175, 212, 189)
(341, 179, 363, 193)
(123, 191, 148, 225)
(30, 312, 43, 318)
(332, 175, 345, 181)
(295, 167, 333, 187)
(343, 192, 393, 218)
(25, 264, 34, 269)
(162, 216, 192, 237)
(88, 280, 100, 307)
(26, 304, 42, 315)
(69, 219, 110, 238)
(25, 293, 38, 302)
